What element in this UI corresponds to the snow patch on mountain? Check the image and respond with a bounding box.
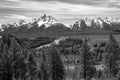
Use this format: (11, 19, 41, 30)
(84, 18, 92, 27)
(0, 24, 5, 32)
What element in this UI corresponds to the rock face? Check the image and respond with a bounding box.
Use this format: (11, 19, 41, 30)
(72, 19, 87, 30)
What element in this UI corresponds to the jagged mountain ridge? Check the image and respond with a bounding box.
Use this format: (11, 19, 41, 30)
(0, 15, 120, 35)
(13, 14, 58, 28)
(0, 14, 74, 35)
(72, 17, 120, 31)
(0, 14, 59, 32)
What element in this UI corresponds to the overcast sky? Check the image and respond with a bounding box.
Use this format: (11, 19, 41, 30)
(0, 0, 120, 25)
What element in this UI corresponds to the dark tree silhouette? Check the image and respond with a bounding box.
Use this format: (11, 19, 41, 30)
(0, 34, 30, 80)
(106, 32, 120, 77)
(51, 47, 65, 80)
(81, 39, 95, 80)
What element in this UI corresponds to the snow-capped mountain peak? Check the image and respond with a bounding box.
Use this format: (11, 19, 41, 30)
(10, 14, 57, 28)
(37, 14, 58, 28)
(0, 16, 120, 33)
(72, 17, 120, 30)
(0, 14, 58, 32)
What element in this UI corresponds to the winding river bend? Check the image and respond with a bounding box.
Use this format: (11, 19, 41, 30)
(36, 37, 67, 49)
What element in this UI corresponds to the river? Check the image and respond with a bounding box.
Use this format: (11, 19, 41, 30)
(36, 37, 67, 49)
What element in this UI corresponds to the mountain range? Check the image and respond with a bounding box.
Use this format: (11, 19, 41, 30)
(0, 14, 120, 36)
(72, 17, 120, 31)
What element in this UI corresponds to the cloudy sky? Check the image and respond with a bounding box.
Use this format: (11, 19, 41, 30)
(0, 0, 120, 25)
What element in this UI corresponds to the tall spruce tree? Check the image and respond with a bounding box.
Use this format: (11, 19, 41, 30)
(81, 39, 95, 80)
(107, 32, 120, 77)
(40, 47, 65, 80)
(0, 34, 30, 80)
(51, 47, 65, 80)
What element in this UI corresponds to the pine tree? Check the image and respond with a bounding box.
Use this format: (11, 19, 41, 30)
(81, 39, 95, 80)
(106, 32, 120, 77)
(40, 47, 65, 80)
(0, 34, 40, 80)
(51, 47, 65, 80)
(0, 34, 30, 80)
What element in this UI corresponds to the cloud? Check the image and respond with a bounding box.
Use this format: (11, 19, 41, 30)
(25, 0, 120, 8)
(1, 0, 120, 10)
(26, 0, 104, 5)
(4, 14, 31, 20)
(0, 0, 120, 24)
(5, 0, 21, 2)
(0, 0, 119, 12)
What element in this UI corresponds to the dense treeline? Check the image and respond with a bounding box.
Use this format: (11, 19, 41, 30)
(43, 33, 120, 80)
(20, 37, 55, 48)
(0, 34, 64, 80)
(0, 33, 120, 80)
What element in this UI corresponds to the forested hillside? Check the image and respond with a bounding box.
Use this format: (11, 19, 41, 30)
(0, 33, 120, 80)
